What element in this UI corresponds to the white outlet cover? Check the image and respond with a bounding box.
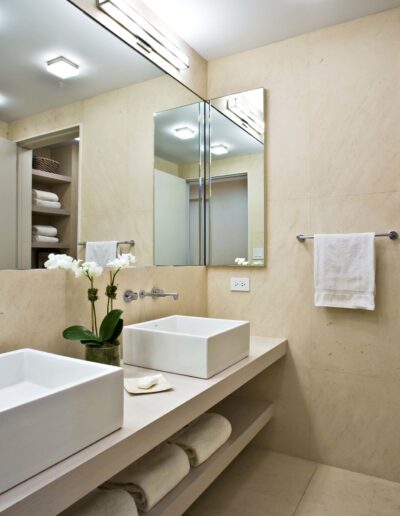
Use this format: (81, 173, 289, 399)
(253, 247, 264, 260)
(230, 277, 250, 292)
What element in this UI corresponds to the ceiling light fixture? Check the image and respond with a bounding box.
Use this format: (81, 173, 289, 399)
(227, 98, 264, 135)
(46, 56, 79, 79)
(97, 0, 189, 73)
(74, 137, 80, 142)
(211, 144, 229, 156)
(174, 126, 195, 140)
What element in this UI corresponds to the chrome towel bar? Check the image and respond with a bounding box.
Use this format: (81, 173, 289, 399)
(78, 239, 135, 246)
(296, 231, 398, 242)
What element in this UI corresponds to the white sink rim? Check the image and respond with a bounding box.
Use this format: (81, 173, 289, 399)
(130, 315, 249, 339)
(0, 348, 122, 414)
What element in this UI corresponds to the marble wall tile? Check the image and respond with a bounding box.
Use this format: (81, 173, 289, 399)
(207, 7, 400, 481)
(308, 368, 400, 482)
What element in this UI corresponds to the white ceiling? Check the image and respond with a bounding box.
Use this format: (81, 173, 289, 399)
(0, 0, 163, 122)
(142, 0, 400, 60)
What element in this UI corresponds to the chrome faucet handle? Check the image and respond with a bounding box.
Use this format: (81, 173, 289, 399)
(123, 290, 139, 303)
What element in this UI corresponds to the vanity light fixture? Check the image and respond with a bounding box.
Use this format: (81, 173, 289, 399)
(46, 56, 79, 79)
(227, 98, 264, 135)
(211, 144, 229, 156)
(97, 0, 189, 73)
(174, 126, 195, 140)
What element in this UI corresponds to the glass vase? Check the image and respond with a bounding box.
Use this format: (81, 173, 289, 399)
(85, 342, 120, 367)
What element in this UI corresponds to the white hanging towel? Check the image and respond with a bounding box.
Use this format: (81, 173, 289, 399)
(85, 241, 117, 267)
(314, 232, 375, 310)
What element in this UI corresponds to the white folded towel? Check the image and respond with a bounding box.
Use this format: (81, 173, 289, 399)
(33, 199, 61, 209)
(32, 189, 59, 202)
(60, 488, 138, 516)
(314, 232, 376, 310)
(86, 241, 118, 267)
(32, 225, 58, 237)
(32, 235, 59, 243)
(105, 443, 190, 512)
(170, 412, 232, 466)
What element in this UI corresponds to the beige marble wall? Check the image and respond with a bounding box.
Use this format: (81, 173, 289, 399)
(0, 266, 207, 358)
(207, 7, 400, 482)
(0, 120, 8, 138)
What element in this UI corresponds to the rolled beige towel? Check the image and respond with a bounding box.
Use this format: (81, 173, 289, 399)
(32, 225, 58, 237)
(32, 189, 59, 202)
(60, 488, 138, 516)
(170, 413, 232, 466)
(105, 443, 190, 512)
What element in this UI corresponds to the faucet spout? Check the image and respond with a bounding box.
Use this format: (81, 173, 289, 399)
(139, 287, 179, 301)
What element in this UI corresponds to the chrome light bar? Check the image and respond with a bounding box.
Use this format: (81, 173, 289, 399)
(97, 0, 189, 73)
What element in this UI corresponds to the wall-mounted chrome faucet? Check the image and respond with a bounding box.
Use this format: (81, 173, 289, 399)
(140, 287, 179, 301)
(123, 287, 179, 303)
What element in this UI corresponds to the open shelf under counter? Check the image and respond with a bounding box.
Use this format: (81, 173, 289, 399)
(0, 336, 287, 516)
(32, 207, 70, 216)
(32, 169, 72, 185)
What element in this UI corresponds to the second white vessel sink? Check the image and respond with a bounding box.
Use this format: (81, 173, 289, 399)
(123, 315, 250, 378)
(0, 349, 123, 494)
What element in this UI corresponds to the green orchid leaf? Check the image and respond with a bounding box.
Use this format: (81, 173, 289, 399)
(109, 318, 123, 344)
(99, 309, 123, 342)
(63, 326, 100, 342)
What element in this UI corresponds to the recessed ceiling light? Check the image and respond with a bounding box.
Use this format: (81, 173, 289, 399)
(46, 56, 79, 79)
(211, 144, 229, 156)
(174, 126, 195, 140)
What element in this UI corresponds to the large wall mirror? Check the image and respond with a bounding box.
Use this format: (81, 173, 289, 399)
(0, 0, 264, 270)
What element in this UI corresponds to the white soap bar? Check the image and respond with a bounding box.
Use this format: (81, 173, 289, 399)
(137, 374, 162, 390)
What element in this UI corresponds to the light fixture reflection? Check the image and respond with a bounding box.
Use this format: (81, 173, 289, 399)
(174, 126, 195, 140)
(211, 144, 229, 156)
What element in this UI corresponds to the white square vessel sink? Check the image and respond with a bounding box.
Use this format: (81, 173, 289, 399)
(123, 315, 250, 379)
(0, 349, 123, 494)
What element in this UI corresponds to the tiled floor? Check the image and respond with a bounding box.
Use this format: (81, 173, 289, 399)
(186, 446, 400, 515)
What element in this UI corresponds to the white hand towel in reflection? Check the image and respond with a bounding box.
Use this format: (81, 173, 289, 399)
(32, 189, 59, 202)
(32, 235, 59, 243)
(314, 232, 375, 310)
(33, 199, 61, 209)
(170, 412, 232, 466)
(60, 488, 138, 516)
(85, 241, 118, 267)
(105, 443, 190, 512)
(32, 225, 58, 237)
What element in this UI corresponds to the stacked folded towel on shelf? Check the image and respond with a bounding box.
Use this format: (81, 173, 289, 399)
(104, 443, 190, 512)
(32, 189, 61, 209)
(169, 412, 232, 466)
(61, 488, 138, 516)
(32, 224, 59, 243)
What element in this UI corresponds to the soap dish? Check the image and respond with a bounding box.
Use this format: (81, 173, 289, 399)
(124, 376, 173, 395)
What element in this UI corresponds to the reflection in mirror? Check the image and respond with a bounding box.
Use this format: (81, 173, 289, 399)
(154, 102, 205, 266)
(0, 0, 201, 269)
(209, 89, 265, 267)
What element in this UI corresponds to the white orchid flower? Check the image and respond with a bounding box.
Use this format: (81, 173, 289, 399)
(107, 253, 136, 272)
(45, 253, 76, 270)
(234, 257, 248, 265)
(80, 261, 103, 279)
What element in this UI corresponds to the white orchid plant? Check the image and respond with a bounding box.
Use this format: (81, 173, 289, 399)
(45, 253, 136, 348)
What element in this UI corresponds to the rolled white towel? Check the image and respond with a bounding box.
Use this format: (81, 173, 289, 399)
(170, 413, 232, 466)
(32, 225, 58, 237)
(33, 199, 61, 209)
(32, 189, 59, 202)
(60, 488, 138, 516)
(105, 443, 190, 512)
(32, 235, 59, 243)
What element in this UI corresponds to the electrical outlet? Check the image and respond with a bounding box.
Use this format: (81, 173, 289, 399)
(230, 277, 250, 292)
